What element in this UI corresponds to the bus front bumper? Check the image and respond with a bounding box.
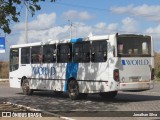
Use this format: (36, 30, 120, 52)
(119, 81, 154, 91)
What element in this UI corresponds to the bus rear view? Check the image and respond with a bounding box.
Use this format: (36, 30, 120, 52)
(117, 34, 154, 91)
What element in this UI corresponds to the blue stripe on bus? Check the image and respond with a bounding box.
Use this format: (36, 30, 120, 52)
(64, 38, 83, 92)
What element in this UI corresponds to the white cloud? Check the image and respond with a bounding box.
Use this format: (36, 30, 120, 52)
(18, 25, 70, 44)
(62, 10, 94, 21)
(17, 21, 119, 44)
(111, 4, 160, 22)
(111, 5, 133, 14)
(146, 25, 160, 34)
(94, 22, 118, 35)
(14, 13, 56, 31)
(14, 11, 119, 44)
(107, 23, 118, 31)
(94, 22, 106, 29)
(121, 17, 138, 32)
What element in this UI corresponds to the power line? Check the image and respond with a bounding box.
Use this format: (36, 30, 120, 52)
(55, 2, 109, 12)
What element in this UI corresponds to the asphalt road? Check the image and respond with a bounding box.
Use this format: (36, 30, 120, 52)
(0, 82, 21, 97)
(0, 81, 160, 120)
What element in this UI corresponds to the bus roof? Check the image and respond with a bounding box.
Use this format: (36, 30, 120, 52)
(10, 33, 150, 49)
(10, 34, 113, 48)
(10, 39, 70, 48)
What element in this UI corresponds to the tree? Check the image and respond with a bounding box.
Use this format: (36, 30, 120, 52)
(0, 0, 55, 34)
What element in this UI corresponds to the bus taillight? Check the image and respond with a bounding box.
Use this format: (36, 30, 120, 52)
(114, 69, 119, 82)
(151, 68, 155, 80)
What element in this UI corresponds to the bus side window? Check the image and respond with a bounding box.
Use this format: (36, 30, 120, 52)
(31, 46, 42, 64)
(73, 41, 90, 63)
(91, 40, 107, 62)
(73, 43, 82, 62)
(118, 43, 124, 54)
(142, 42, 149, 54)
(21, 47, 30, 64)
(83, 42, 90, 62)
(38, 47, 42, 63)
(57, 43, 72, 63)
(43, 44, 56, 63)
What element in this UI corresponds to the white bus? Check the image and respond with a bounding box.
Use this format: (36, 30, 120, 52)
(9, 33, 155, 100)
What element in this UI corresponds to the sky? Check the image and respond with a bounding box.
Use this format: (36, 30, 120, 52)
(1, 0, 160, 61)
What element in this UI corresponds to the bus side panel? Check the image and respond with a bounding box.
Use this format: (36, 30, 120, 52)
(77, 62, 119, 93)
(29, 63, 66, 91)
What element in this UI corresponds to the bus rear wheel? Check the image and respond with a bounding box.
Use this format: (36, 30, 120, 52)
(22, 79, 33, 95)
(68, 80, 79, 100)
(100, 91, 117, 99)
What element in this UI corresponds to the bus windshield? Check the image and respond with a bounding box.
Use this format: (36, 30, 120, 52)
(117, 35, 151, 57)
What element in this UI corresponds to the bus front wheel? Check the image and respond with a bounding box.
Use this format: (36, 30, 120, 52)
(68, 80, 79, 100)
(22, 79, 33, 95)
(100, 91, 118, 99)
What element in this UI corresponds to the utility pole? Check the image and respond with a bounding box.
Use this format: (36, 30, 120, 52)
(25, 0, 28, 43)
(68, 20, 72, 39)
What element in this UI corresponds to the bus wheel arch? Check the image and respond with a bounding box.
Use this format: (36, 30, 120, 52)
(21, 76, 27, 86)
(21, 77, 33, 95)
(66, 77, 76, 90)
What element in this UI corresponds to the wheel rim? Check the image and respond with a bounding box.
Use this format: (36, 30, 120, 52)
(69, 81, 78, 96)
(23, 82, 29, 93)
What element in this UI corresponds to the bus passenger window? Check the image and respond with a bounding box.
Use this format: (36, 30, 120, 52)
(91, 40, 107, 62)
(142, 42, 149, 54)
(43, 45, 56, 63)
(21, 47, 30, 64)
(128, 49, 132, 54)
(31, 46, 42, 64)
(73, 41, 90, 63)
(38, 48, 42, 63)
(118, 43, 123, 54)
(57, 43, 72, 63)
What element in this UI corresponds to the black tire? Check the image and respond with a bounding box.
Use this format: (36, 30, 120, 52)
(22, 79, 33, 95)
(100, 91, 117, 99)
(68, 80, 79, 100)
